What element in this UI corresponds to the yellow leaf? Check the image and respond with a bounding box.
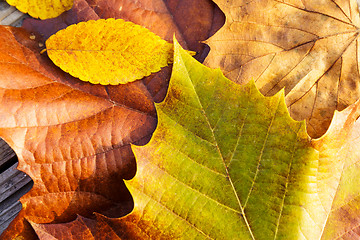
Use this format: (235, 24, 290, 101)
(46, 18, 175, 85)
(6, 0, 73, 19)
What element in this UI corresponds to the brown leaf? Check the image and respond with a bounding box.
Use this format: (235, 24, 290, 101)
(205, 0, 360, 138)
(29, 213, 156, 239)
(85, 0, 224, 61)
(29, 215, 97, 240)
(28, 213, 148, 239)
(23, 0, 225, 102)
(0, 25, 156, 239)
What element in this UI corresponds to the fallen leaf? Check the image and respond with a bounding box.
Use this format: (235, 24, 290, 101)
(22, 0, 225, 101)
(5, 0, 73, 19)
(0, 25, 156, 239)
(27, 38, 360, 239)
(46, 18, 174, 85)
(205, 0, 360, 138)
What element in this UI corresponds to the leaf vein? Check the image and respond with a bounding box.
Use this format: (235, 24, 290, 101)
(182, 58, 256, 239)
(161, 136, 227, 177)
(243, 94, 281, 209)
(273, 124, 302, 239)
(274, 0, 356, 26)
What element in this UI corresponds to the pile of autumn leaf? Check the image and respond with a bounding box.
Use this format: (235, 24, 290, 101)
(1, 0, 360, 239)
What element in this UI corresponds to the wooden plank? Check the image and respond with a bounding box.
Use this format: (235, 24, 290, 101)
(0, 163, 32, 203)
(0, 179, 32, 213)
(0, 2, 16, 21)
(1, 9, 25, 26)
(0, 180, 32, 216)
(0, 0, 27, 27)
(0, 163, 32, 235)
(0, 201, 22, 234)
(0, 176, 32, 234)
(0, 139, 16, 171)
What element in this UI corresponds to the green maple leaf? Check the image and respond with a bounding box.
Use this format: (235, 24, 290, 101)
(29, 39, 360, 239)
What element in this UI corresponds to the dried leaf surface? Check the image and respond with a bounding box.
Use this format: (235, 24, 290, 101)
(205, 0, 360, 138)
(0, 25, 156, 239)
(46, 19, 174, 85)
(6, 0, 73, 19)
(28, 39, 360, 240)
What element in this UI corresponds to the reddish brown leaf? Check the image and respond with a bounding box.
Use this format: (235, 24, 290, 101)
(85, 0, 224, 60)
(29, 215, 97, 240)
(0, 25, 156, 239)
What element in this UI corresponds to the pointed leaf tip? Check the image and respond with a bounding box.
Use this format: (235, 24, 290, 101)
(46, 18, 174, 85)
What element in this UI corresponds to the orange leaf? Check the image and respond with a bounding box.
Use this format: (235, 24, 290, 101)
(0, 25, 156, 239)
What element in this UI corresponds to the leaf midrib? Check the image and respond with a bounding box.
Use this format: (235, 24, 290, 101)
(182, 62, 256, 239)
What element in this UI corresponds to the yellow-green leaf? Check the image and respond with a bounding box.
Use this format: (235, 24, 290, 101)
(124, 39, 360, 239)
(6, 0, 73, 19)
(128, 38, 321, 239)
(45, 18, 175, 85)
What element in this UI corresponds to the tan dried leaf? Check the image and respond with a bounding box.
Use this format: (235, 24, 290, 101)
(205, 0, 360, 137)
